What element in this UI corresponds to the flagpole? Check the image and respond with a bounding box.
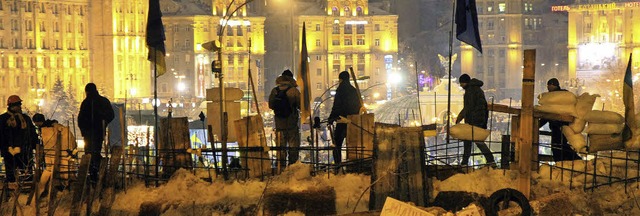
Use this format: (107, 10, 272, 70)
(446, 0, 456, 144)
(152, 50, 158, 187)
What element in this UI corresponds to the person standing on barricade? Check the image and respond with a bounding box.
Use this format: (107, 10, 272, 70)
(269, 70, 301, 171)
(0, 95, 38, 186)
(328, 71, 361, 173)
(78, 83, 114, 183)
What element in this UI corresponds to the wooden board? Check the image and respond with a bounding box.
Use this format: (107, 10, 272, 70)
(98, 146, 124, 216)
(370, 123, 426, 210)
(234, 115, 270, 178)
(47, 131, 63, 216)
(158, 117, 193, 178)
(69, 154, 91, 216)
(346, 114, 375, 160)
(87, 157, 108, 215)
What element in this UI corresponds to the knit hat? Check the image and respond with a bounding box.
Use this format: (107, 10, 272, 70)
(547, 78, 560, 87)
(459, 74, 471, 83)
(33, 113, 45, 123)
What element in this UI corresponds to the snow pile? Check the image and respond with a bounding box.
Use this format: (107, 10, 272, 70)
(109, 162, 370, 215)
(432, 168, 519, 197)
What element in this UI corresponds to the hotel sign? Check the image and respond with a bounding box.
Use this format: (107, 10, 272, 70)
(552, 2, 640, 12)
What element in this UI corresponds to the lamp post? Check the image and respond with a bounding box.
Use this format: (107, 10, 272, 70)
(209, 0, 255, 180)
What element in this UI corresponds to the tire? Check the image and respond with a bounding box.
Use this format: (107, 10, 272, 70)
(486, 188, 532, 216)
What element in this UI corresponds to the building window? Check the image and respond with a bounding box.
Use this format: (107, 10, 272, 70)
(356, 7, 363, 16)
(487, 20, 494, 30)
(332, 39, 340, 45)
(316, 82, 322, 90)
(356, 38, 365, 45)
(374, 24, 380, 31)
(332, 7, 339, 16)
(498, 3, 506, 13)
(237, 26, 243, 36)
(316, 68, 322, 76)
(344, 38, 352, 45)
(316, 39, 321, 46)
(344, 7, 351, 16)
(357, 64, 364, 74)
(344, 24, 352, 34)
(374, 39, 380, 46)
(316, 55, 322, 61)
(356, 25, 364, 34)
(227, 27, 233, 36)
(487, 1, 494, 12)
(333, 54, 340, 60)
(315, 24, 321, 31)
(332, 24, 340, 34)
(333, 64, 340, 73)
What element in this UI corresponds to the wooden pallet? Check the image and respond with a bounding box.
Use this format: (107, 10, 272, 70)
(98, 146, 124, 216)
(69, 154, 91, 216)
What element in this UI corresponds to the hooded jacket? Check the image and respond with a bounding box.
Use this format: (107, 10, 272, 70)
(458, 78, 488, 128)
(78, 88, 115, 142)
(268, 75, 301, 130)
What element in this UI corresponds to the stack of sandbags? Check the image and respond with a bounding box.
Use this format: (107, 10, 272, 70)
(569, 93, 599, 133)
(583, 110, 625, 152)
(450, 124, 490, 141)
(41, 124, 78, 179)
(535, 91, 578, 117)
(561, 126, 586, 153)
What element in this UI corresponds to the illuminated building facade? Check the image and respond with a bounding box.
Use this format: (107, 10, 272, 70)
(297, 0, 398, 103)
(459, 0, 545, 99)
(90, 0, 151, 104)
(0, 1, 91, 112)
(565, 0, 640, 82)
(160, 0, 265, 105)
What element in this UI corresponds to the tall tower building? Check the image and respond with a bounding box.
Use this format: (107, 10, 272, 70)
(459, 0, 545, 100)
(0, 1, 91, 113)
(296, 0, 398, 107)
(89, 0, 151, 103)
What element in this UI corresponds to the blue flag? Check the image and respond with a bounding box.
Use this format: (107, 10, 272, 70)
(623, 54, 635, 141)
(455, 0, 483, 53)
(146, 0, 166, 77)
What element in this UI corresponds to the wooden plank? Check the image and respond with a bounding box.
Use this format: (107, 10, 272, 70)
(87, 157, 108, 215)
(532, 119, 540, 171)
(69, 154, 91, 216)
(47, 130, 63, 216)
(346, 114, 375, 160)
(510, 116, 520, 170)
(370, 124, 426, 210)
(517, 49, 536, 199)
(488, 104, 520, 115)
(159, 117, 193, 178)
(98, 146, 124, 216)
(233, 115, 270, 178)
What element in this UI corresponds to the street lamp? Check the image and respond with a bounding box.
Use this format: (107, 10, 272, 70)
(203, 0, 255, 180)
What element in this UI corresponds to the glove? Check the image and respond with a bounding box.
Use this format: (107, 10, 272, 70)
(337, 116, 351, 124)
(9, 147, 21, 156)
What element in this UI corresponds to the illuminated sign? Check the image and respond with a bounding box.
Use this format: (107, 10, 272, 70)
(345, 20, 368, 25)
(220, 20, 251, 26)
(552, 2, 640, 12)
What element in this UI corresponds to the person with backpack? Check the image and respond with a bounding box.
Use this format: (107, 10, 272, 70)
(268, 70, 301, 170)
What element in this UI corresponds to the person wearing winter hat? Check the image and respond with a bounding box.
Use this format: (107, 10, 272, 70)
(455, 74, 495, 166)
(268, 69, 301, 171)
(540, 78, 581, 161)
(0, 95, 38, 184)
(32, 113, 58, 128)
(328, 71, 362, 173)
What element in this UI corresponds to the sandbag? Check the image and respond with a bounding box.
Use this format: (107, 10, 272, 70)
(41, 124, 78, 152)
(562, 126, 586, 153)
(535, 104, 577, 117)
(588, 134, 624, 152)
(585, 123, 624, 135)
(568, 118, 586, 133)
(575, 93, 599, 117)
(584, 110, 624, 124)
(450, 124, 490, 141)
(538, 91, 577, 105)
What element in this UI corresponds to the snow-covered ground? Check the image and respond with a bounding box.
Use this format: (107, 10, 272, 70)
(7, 162, 640, 215)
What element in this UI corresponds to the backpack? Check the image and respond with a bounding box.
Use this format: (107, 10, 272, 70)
(272, 86, 293, 118)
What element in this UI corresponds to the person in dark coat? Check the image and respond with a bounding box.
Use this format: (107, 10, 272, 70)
(328, 71, 362, 170)
(268, 70, 301, 168)
(0, 95, 38, 184)
(539, 78, 582, 161)
(78, 83, 115, 182)
(32, 113, 58, 128)
(455, 74, 495, 165)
